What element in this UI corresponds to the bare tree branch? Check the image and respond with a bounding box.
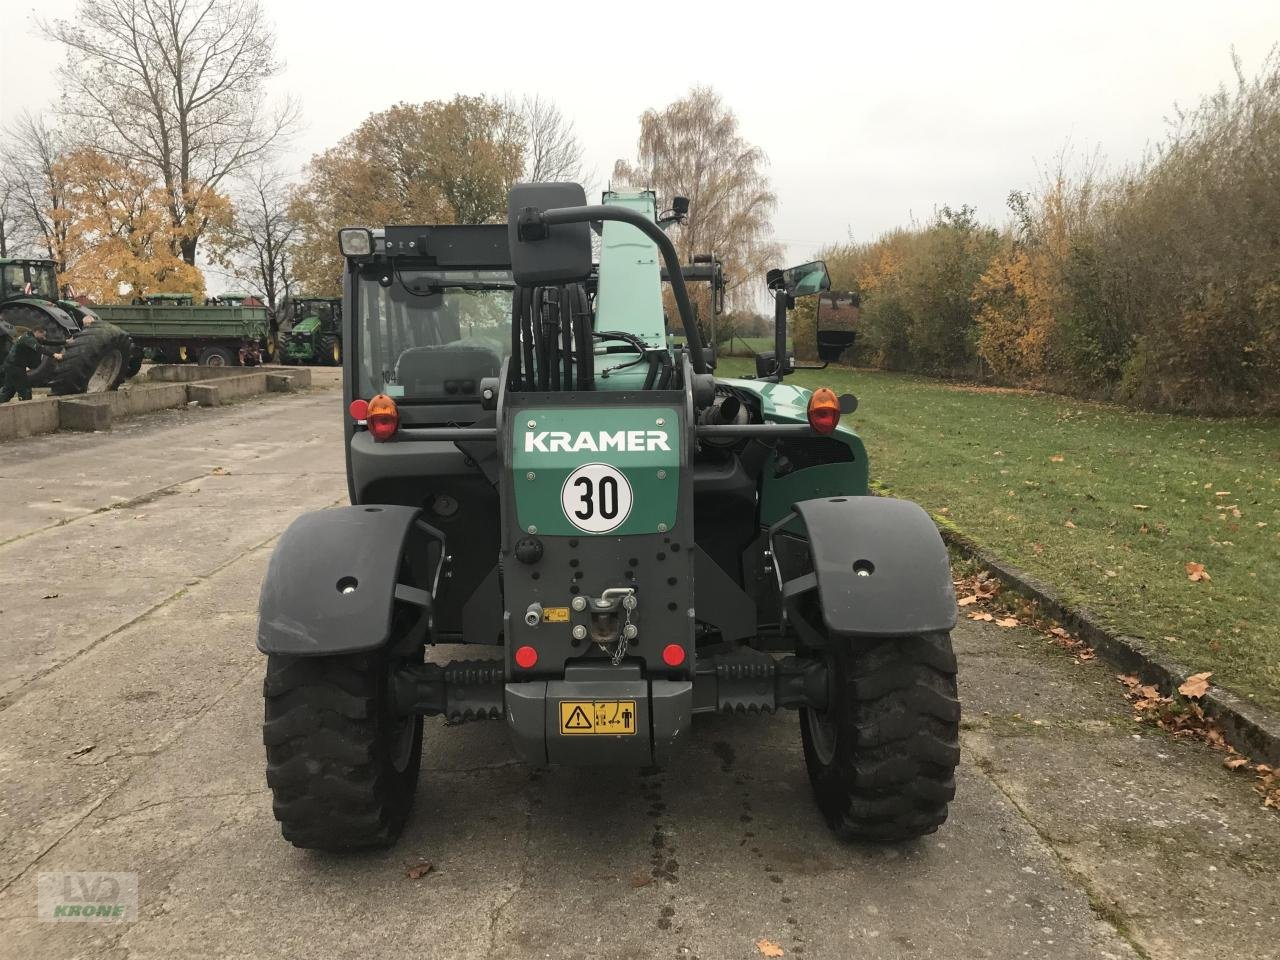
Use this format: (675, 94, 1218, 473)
(42, 0, 299, 267)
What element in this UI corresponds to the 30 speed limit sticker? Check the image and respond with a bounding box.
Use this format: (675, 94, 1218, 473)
(560, 463, 633, 533)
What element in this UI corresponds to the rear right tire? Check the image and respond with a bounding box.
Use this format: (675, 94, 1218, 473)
(264, 649, 423, 850)
(800, 631, 960, 841)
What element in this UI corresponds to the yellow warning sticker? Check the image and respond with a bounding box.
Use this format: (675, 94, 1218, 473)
(543, 606, 570, 623)
(558, 700, 637, 736)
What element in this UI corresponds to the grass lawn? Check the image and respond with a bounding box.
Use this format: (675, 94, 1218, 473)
(721, 360, 1280, 713)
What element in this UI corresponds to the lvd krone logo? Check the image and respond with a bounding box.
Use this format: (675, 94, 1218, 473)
(39, 872, 138, 922)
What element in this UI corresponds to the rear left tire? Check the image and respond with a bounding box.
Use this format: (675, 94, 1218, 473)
(264, 649, 422, 850)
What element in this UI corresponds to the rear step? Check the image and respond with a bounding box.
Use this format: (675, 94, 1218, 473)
(390, 650, 829, 720)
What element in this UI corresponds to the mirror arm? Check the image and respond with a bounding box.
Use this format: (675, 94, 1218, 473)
(536, 203, 707, 375)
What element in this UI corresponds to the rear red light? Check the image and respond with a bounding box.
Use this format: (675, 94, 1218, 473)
(661, 644, 686, 667)
(366, 394, 399, 441)
(807, 387, 841, 435)
(514, 645, 538, 669)
(348, 398, 369, 421)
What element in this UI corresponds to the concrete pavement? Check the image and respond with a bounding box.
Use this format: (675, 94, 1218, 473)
(0, 386, 1275, 960)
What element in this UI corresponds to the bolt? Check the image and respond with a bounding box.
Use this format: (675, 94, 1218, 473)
(656, 417, 665, 426)
(527, 525, 537, 534)
(657, 469, 667, 479)
(657, 523, 668, 533)
(572, 624, 587, 640)
(526, 471, 536, 481)
(622, 624, 638, 640)
(571, 596, 587, 611)
(622, 595, 637, 610)
(527, 419, 536, 428)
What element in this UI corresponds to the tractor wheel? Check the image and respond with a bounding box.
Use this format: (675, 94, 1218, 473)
(197, 345, 236, 367)
(319, 335, 341, 366)
(800, 631, 960, 841)
(48, 322, 133, 396)
(263, 649, 423, 850)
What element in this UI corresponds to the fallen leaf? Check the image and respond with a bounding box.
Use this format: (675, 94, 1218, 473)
(996, 617, 1019, 628)
(1032, 542, 1044, 555)
(755, 939, 785, 958)
(1224, 756, 1250, 771)
(968, 611, 994, 622)
(1064, 520, 1077, 529)
(1049, 626, 1071, 639)
(1215, 491, 1231, 497)
(406, 862, 434, 880)
(630, 874, 652, 888)
(67, 744, 95, 758)
(957, 595, 979, 606)
(1049, 454, 1065, 463)
(1132, 504, 1149, 510)
(41, 593, 59, 600)
(1178, 672, 1212, 699)
(1185, 561, 1211, 582)
(211, 466, 228, 475)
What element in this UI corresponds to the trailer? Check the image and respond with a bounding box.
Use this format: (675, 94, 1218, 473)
(92, 294, 270, 371)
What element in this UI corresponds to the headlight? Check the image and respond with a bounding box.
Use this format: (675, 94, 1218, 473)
(337, 227, 373, 257)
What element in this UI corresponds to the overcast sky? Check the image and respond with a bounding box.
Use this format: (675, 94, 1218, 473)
(3, 0, 1278, 270)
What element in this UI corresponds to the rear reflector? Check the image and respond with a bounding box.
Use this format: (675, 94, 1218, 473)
(661, 644, 686, 667)
(348, 398, 369, 421)
(514, 645, 538, 669)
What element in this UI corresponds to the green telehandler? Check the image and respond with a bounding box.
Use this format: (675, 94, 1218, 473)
(256, 183, 959, 850)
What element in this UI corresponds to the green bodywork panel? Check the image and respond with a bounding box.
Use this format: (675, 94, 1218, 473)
(720, 377, 871, 525)
(290, 316, 320, 334)
(512, 406, 681, 537)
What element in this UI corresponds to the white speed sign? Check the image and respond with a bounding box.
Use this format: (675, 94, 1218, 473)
(560, 463, 633, 533)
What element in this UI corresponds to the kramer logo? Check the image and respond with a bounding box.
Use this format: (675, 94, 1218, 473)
(524, 430, 670, 454)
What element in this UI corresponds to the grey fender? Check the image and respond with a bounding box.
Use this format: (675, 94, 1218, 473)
(789, 496, 956, 638)
(257, 504, 425, 656)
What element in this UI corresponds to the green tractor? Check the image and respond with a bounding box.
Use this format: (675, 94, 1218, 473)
(0, 258, 134, 395)
(256, 184, 960, 850)
(277, 297, 343, 365)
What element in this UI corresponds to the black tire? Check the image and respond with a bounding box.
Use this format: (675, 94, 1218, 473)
(197, 345, 236, 367)
(48, 322, 133, 396)
(263, 650, 423, 850)
(800, 631, 960, 841)
(319, 335, 341, 366)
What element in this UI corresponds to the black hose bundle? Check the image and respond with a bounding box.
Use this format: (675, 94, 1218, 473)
(509, 283, 595, 392)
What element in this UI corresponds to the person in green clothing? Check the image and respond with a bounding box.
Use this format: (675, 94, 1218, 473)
(1, 327, 64, 403)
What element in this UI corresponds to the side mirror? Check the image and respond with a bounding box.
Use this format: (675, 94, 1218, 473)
(507, 182, 592, 285)
(768, 260, 831, 298)
(816, 290, 860, 363)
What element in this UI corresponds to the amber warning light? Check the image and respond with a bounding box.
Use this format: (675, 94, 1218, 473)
(366, 394, 399, 441)
(806, 387, 842, 434)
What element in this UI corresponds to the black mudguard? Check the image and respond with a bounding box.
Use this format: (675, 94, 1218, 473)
(257, 504, 424, 656)
(790, 497, 956, 638)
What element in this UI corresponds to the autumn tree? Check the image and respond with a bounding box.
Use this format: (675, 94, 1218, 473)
(56, 148, 230, 302)
(289, 96, 526, 295)
(46, 0, 298, 267)
(613, 86, 782, 326)
(0, 113, 74, 266)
